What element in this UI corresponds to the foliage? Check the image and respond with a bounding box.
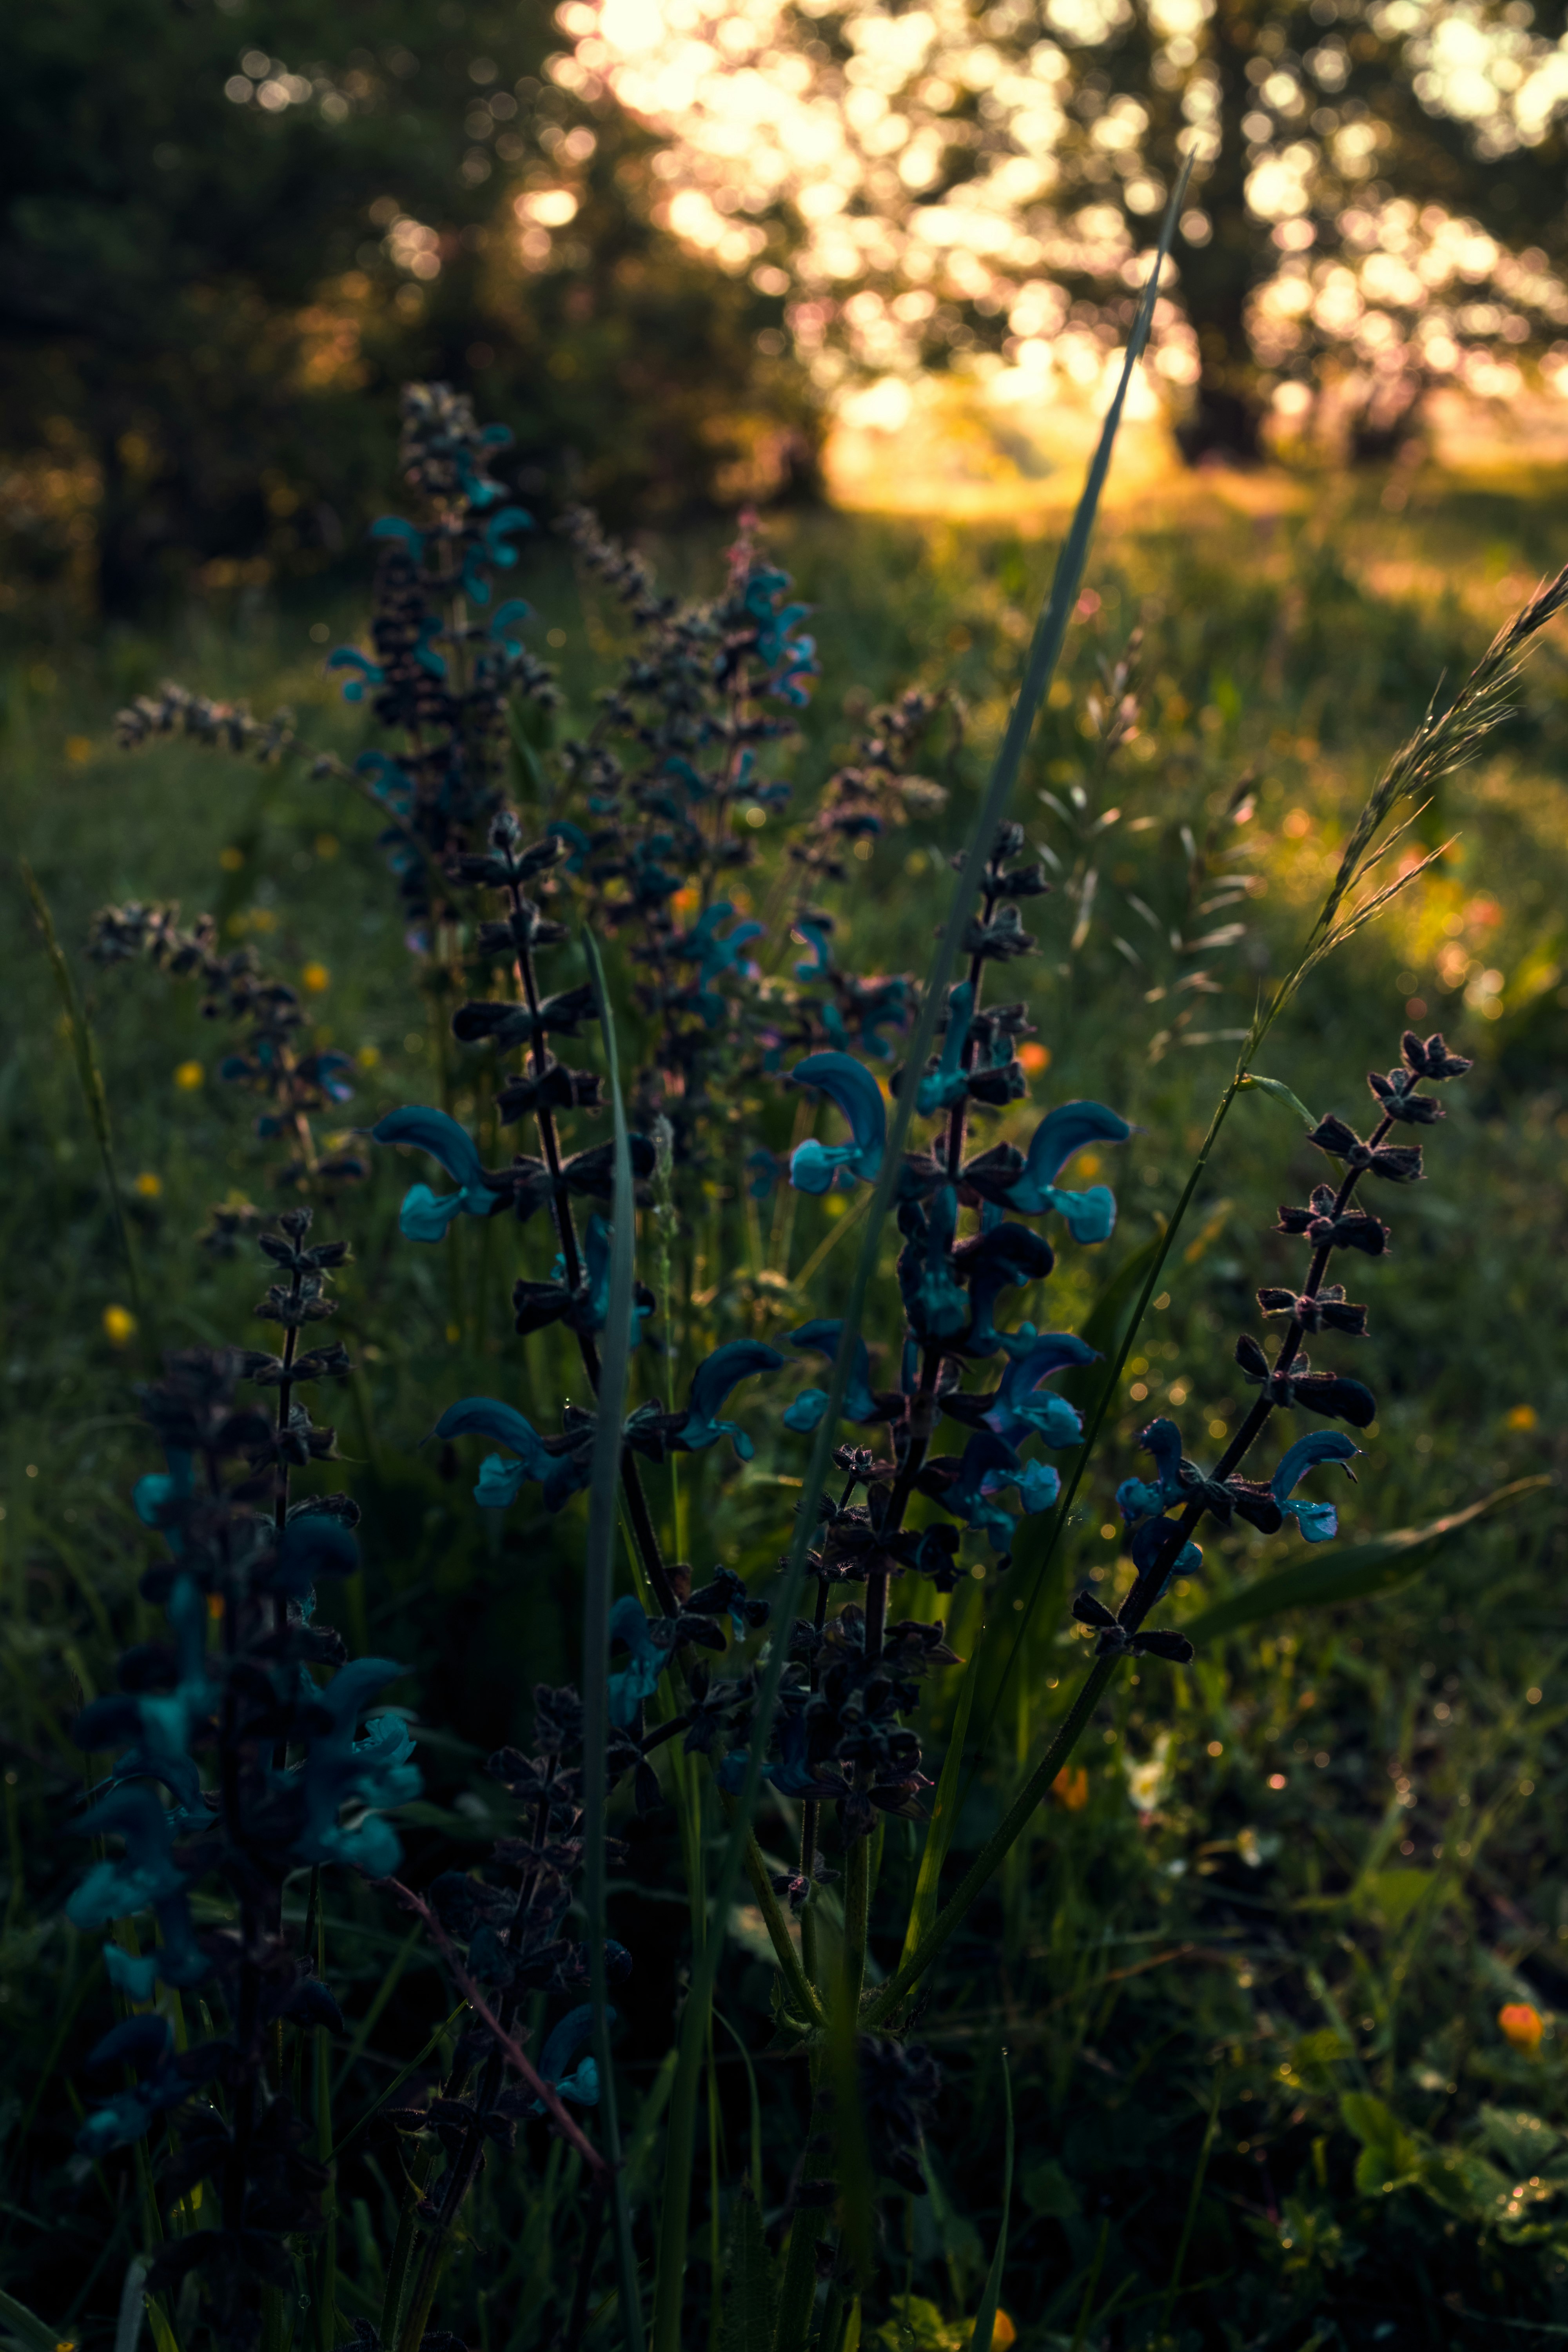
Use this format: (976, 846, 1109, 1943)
(5, 413, 1568, 2352)
(597, 0, 1568, 456)
(0, 0, 814, 621)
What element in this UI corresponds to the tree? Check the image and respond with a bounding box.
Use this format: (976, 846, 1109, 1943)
(0, 0, 814, 615)
(586, 0, 1568, 460)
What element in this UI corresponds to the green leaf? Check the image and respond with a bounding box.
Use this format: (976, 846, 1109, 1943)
(1339, 2092, 1422, 2193)
(1240, 1073, 1318, 1128)
(1357, 1869, 1441, 1931)
(1021, 2158, 1080, 2222)
(0, 2282, 66, 2352)
(506, 700, 551, 804)
(720, 2189, 778, 2352)
(898, 1644, 980, 1975)
(1179, 1477, 1551, 1644)
(1476, 2106, 1565, 2177)
(970, 2053, 1014, 2352)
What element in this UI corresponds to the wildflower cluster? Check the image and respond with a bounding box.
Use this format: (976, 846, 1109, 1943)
(1104, 1028, 1473, 1655)
(67, 1290, 417, 2345)
(87, 900, 365, 1189)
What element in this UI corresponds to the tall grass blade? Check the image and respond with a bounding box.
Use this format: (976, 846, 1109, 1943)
(0, 2283, 66, 2352)
(1179, 1476, 1551, 1643)
(898, 1644, 978, 1975)
(114, 2258, 149, 2352)
(969, 2052, 1013, 2352)
(581, 924, 647, 2352)
(20, 859, 144, 1328)
(648, 153, 1192, 2352)
(1155, 2072, 1221, 2343)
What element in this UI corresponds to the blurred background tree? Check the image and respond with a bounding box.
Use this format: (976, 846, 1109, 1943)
(586, 0, 1568, 463)
(0, 0, 816, 619)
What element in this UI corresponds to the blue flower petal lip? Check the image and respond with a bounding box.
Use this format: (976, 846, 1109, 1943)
(435, 1396, 550, 1470)
(369, 516, 425, 557)
(788, 1320, 877, 1420)
(1006, 1102, 1131, 1213)
(1046, 1183, 1119, 1244)
(371, 1105, 486, 1189)
(788, 1051, 887, 1161)
(685, 1341, 788, 1431)
(397, 1182, 468, 1244)
(1271, 1428, 1361, 1498)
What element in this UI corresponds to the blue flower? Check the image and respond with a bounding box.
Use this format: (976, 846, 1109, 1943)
(788, 1053, 886, 1194)
(793, 918, 833, 980)
(132, 1445, 193, 1552)
(680, 903, 764, 1026)
(1272, 1430, 1359, 1543)
(1129, 1514, 1203, 1596)
(916, 983, 975, 1115)
(75, 2015, 192, 2158)
(1004, 1102, 1132, 1238)
(75, 1574, 210, 1827)
(784, 1320, 878, 1432)
(355, 750, 414, 813)
(959, 1224, 1056, 1356)
(291, 1657, 421, 1878)
(674, 1342, 786, 1460)
(577, 1215, 652, 1348)
(896, 1186, 969, 1343)
(945, 1432, 1061, 1552)
(67, 1784, 207, 1994)
(434, 1397, 586, 1512)
(371, 1106, 505, 1240)
(327, 648, 385, 703)
(369, 515, 426, 561)
(463, 505, 534, 603)
(489, 597, 534, 659)
(984, 1334, 1096, 1446)
(531, 2003, 608, 2111)
(608, 1596, 663, 1728)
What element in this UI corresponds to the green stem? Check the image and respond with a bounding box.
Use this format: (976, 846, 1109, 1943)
(862, 1657, 1121, 2030)
(380, 2143, 436, 2349)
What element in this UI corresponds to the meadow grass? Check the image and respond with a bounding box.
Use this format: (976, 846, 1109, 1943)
(4, 461, 1568, 2347)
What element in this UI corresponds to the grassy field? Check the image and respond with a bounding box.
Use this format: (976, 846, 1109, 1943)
(5, 455, 1568, 2348)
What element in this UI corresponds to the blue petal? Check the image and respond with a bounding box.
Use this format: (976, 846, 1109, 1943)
(789, 1053, 887, 1165)
(1271, 1429, 1360, 1501)
(436, 1397, 548, 1462)
(539, 2002, 600, 2085)
(788, 1321, 877, 1421)
(372, 1106, 486, 1190)
(788, 1138, 854, 1196)
(682, 1343, 786, 1448)
(1283, 1498, 1339, 1543)
(369, 516, 425, 558)
(1045, 1183, 1119, 1245)
(475, 1454, 527, 1508)
(274, 1516, 360, 1598)
(1007, 1103, 1131, 1214)
(783, 1388, 829, 1433)
(103, 1944, 160, 2002)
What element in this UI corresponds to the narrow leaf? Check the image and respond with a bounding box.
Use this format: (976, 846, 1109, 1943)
(1180, 1477, 1550, 1643)
(970, 2052, 1014, 2352)
(899, 1645, 979, 1974)
(719, 2189, 777, 2352)
(1241, 1073, 1318, 1129)
(0, 2283, 64, 2352)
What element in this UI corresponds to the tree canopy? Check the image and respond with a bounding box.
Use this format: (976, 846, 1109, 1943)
(0, 0, 813, 613)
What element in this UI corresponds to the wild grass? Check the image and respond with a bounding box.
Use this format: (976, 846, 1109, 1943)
(4, 457, 1568, 2348)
